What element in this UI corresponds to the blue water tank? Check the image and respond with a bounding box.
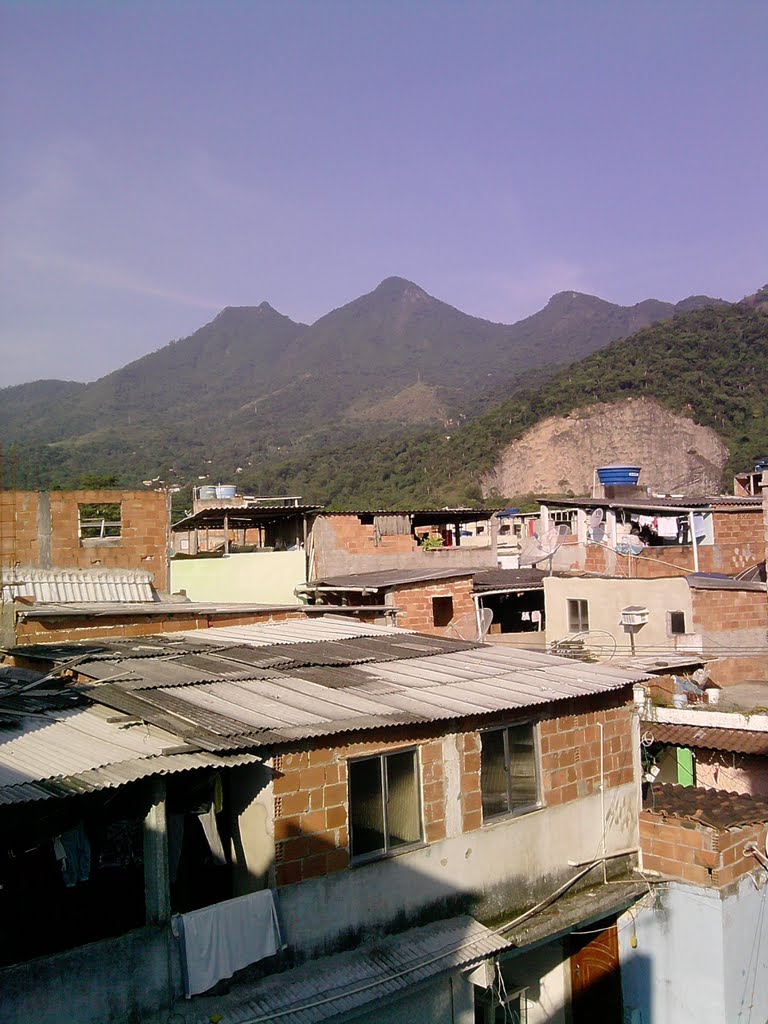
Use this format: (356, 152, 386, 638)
(755, 459, 768, 473)
(597, 464, 641, 486)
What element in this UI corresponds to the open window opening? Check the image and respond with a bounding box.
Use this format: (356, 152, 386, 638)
(78, 502, 122, 541)
(432, 595, 454, 627)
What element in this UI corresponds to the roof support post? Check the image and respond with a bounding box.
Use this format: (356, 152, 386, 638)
(688, 510, 700, 572)
(223, 513, 229, 555)
(143, 777, 171, 925)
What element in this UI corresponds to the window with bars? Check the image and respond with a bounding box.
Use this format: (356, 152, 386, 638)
(348, 749, 423, 860)
(567, 598, 589, 633)
(480, 723, 539, 821)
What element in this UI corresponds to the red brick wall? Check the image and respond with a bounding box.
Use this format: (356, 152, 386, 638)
(272, 693, 635, 888)
(320, 516, 416, 559)
(0, 490, 169, 589)
(691, 588, 768, 634)
(388, 577, 476, 635)
(640, 810, 765, 888)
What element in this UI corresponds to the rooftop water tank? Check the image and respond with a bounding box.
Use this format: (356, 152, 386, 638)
(215, 484, 237, 500)
(754, 459, 768, 473)
(597, 464, 641, 487)
(198, 485, 217, 500)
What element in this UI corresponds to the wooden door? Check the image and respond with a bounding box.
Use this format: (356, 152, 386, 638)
(569, 919, 624, 1022)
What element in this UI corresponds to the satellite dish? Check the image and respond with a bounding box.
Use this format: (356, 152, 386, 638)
(627, 535, 644, 556)
(448, 608, 493, 642)
(519, 524, 568, 574)
(588, 508, 605, 544)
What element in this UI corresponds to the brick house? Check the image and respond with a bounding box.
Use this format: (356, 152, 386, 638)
(1, 618, 649, 1024)
(617, 783, 768, 1023)
(300, 566, 480, 636)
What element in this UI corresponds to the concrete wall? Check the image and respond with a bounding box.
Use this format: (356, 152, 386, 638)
(500, 941, 568, 1024)
(0, 924, 177, 1024)
(619, 882, 725, 1024)
(0, 489, 169, 589)
(311, 515, 497, 579)
(170, 550, 306, 603)
(544, 576, 693, 655)
(619, 874, 768, 1024)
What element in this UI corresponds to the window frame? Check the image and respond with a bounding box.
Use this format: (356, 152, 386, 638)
(567, 598, 589, 633)
(480, 721, 542, 824)
(667, 610, 687, 636)
(347, 746, 425, 864)
(77, 502, 123, 543)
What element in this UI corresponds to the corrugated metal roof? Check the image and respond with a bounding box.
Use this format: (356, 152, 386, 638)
(0, 750, 263, 805)
(172, 505, 321, 531)
(0, 568, 154, 604)
(0, 700, 263, 804)
(544, 495, 763, 512)
(81, 645, 649, 748)
(170, 618, 411, 647)
(197, 915, 509, 1024)
(309, 567, 480, 589)
(642, 721, 768, 755)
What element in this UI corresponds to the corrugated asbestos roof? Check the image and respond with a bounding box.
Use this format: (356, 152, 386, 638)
(473, 568, 551, 592)
(0, 702, 262, 804)
(644, 782, 768, 830)
(168, 618, 411, 647)
(172, 505, 321, 531)
(309, 567, 480, 589)
(0, 567, 154, 604)
(188, 915, 509, 1024)
(642, 721, 768, 756)
(78, 639, 648, 749)
(687, 574, 766, 592)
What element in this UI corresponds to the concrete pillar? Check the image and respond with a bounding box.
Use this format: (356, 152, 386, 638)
(143, 778, 171, 925)
(37, 492, 52, 569)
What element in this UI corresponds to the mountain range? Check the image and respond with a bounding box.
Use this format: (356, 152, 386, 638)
(0, 277, 727, 493)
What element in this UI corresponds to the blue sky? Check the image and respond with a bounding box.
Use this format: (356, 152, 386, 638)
(1, 0, 767, 386)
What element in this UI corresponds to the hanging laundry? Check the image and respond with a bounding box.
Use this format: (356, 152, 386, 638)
(55, 823, 91, 887)
(656, 517, 678, 539)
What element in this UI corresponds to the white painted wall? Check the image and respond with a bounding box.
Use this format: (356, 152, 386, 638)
(544, 576, 694, 656)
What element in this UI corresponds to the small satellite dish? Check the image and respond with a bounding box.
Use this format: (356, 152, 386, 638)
(519, 524, 568, 573)
(448, 608, 493, 642)
(627, 535, 644, 556)
(588, 508, 605, 544)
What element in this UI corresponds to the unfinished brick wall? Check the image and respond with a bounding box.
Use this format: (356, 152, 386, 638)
(311, 515, 495, 578)
(272, 691, 636, 888)
(0, 490, 169, 589)
(386, 577, 476, 635)
(640, 811, 766, 888)
(690, 587, 768, 684)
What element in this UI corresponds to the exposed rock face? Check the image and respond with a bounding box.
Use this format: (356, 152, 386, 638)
(481, 397, 729, 497)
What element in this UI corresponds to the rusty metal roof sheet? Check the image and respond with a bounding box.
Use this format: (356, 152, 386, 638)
(644, 782, 768, 830)
(642, 721, 768, 755)
(202, 915, 509, 1024)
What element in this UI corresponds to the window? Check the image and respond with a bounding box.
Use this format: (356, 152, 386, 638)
(78, 502, 122, 540)
(567, 598, 589, 633)
(432, 595, 454, 627)
(668, 610, 687, 635)
(480, 724, 539, 820)
(348, 749, 422, 860)
(499, 523, 511, 535)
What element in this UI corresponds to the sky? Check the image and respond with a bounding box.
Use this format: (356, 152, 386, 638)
(1, 1, 767, 387)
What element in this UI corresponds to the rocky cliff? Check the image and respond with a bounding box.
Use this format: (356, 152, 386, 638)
(481, 397, 729, 497)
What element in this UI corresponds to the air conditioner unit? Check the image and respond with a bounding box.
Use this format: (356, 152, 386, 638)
(620, 606, 649, 627)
